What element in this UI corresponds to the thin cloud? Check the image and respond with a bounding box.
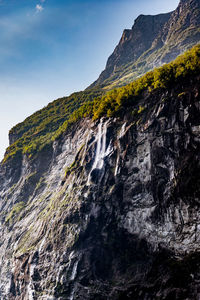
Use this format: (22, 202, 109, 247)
(36, 4, 44, 12)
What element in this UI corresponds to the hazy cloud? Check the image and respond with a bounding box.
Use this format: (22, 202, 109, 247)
(36, 4, 44, 12)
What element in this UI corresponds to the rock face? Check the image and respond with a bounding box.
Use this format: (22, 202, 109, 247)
(93, 13, 172, 86)
(1, 1, 200, 299)
(0, 72, 200, 299)
(91, 0, 200, 89)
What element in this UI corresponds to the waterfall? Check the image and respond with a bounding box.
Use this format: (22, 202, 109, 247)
(119, 122, 126, 138)
(91, 119, 111, 170)
(114, 123, 126, 176)
(70, 261, 79, 281)
(38, 237, 46, 254)
(114, 154, 120, 176)
(87, 119, 112, 184)
(92, 119, 103, 170)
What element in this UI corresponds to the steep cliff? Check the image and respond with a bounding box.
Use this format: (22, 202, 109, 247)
(0, 45, 200, 299)
(90, 0, 200, 89)
(91, 12, 172, 87)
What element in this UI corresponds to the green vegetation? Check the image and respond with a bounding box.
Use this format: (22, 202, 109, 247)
(4, 89, 102, 162)
(5, 202, 26, 225)
(137, 105, 145, 114)
(15, 225, 35, 256)
(178, 92, 187, 98)
(92, 44, 200, 119)
(65, 144, 85, 177)
(98, 26, 200, 89)
(4, 44, 200, 163)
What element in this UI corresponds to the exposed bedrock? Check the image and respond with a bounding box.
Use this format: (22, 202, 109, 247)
(0, 77, 200, 299)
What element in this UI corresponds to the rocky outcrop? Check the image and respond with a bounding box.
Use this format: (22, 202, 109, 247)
(9, 132, 21, 146)
(151, 0, 200, 63)
(92, 12, 172, 87)
(0, 73, 200, 299)
(90, 0, 200, 89)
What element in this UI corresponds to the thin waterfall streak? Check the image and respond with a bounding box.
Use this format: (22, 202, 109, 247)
(87, 119, 111, 184)
(93, 119, 103, 170)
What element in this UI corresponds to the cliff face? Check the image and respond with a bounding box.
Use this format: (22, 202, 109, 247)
(1, 73, 200, 299)
(151, 0, 200, 62)
(1, 1, 200, 299)
(93, 13, 172, 86)
(91, 0, 200, 89)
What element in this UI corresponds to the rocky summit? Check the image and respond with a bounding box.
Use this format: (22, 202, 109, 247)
(91, 0, 200, 89)
(0, 1, 200, 300)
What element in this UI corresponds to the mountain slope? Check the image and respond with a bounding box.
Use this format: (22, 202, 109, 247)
(5, 0, 200, 165)
(90, 0, 200, 89)
(0, 45, 200, 299)
(4, 89, 102, 163)
(90, 12, 172, 87)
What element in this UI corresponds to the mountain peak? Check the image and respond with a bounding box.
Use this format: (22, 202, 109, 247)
(90, 0, 200, 89)
(89, 11, 172, 89)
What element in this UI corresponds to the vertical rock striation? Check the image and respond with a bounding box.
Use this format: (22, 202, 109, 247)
(0, 74, 200, 299)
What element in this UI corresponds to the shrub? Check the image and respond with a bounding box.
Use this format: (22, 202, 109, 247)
(4, 44, 200, 163)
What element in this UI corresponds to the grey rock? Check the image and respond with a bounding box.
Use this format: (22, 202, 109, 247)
(0, 75, 200, 299)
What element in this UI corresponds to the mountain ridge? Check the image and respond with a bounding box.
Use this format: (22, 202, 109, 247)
(90, 0, 200, 89)
(89, 12, 172, 88)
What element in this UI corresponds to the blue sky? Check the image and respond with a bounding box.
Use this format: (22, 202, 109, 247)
(0, 0, 179, 160)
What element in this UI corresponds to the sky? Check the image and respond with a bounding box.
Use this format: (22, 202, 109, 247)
(0, 0, 179, 160)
